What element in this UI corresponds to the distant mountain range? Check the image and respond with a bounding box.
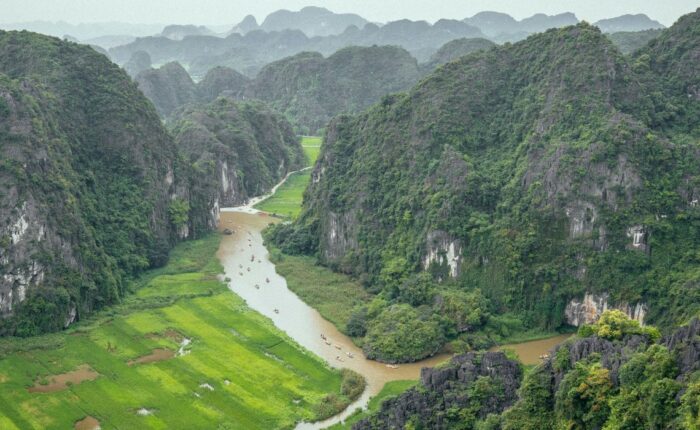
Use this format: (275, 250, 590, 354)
(593, 14, 665, 33)
(1, 7, 668, 53)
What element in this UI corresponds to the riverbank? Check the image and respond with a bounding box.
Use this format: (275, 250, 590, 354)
(217, 210, 452, 429)
(269, 248, 370, 335)
(0, 234, 353, 429)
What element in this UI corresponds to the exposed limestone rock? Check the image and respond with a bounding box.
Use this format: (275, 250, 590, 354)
(321, 211, 359, 262)
(353, 352, 521, 430)
(423, 230, 462, 278)
(565, 292, 647, 326)
(626, 225, 649, 252)
(566, 201, 597, 238)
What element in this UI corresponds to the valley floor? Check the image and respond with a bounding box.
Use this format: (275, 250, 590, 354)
(0, 234, 354, 430)
(255, 137, 322, 218)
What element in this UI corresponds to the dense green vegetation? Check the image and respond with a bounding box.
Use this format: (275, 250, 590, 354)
(248, 46, 422, 134)
(501, 312, 698, 430)
(354, 312, 700, 430)
(425, 37, 495, 69)
(0, 31, 186, 336)
(607, 29, 663, 54)
(255, 137, 322, 218)
(170, 97, 305, 228)
(0, 31, 305, 336)
(270, 12, 700, 363)
(0, 234, 361, 429)
(135, 63, 249, 118)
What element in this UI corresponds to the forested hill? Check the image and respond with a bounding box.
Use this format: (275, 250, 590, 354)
(170, 97, 305, 231)
(269, 11, 700, 363)
(135, 45, 422, 134)
(247, 45, 421, 134)
(135, 63, 249, 117)
(0, 31, 303, 336)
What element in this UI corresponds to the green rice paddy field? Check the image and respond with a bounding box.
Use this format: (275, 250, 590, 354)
(255, 136, 322, 218)
(0, 234, 353, 430)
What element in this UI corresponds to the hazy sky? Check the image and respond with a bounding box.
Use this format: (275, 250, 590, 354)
(1, 0, 698, 26)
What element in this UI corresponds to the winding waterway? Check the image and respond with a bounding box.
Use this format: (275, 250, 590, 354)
(217, 208, 451, 429)
(216, 173, 570, 428)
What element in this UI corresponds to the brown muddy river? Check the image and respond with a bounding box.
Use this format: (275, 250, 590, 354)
(490, 333, 573, 365)
(217, 209, 451, 428)
(218, 206, 571, 428)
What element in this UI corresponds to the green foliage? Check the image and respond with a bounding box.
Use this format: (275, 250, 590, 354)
(0, 31, 186, 335)
(251, 46, 421, 133)
(363, 304, 445, 363)
(578, 310, 661, 341)
(168, 198, 190, 227)
(270, 14, 700, 366)
(555, 361, 613, 429)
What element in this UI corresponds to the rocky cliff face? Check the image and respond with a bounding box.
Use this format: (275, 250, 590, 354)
(353, 352, 522, 430)
(565, 293, 647, 326)
(170, 97, 305, 222)
(0, 31, 201, 335)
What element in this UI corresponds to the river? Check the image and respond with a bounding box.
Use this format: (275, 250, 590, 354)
(216, 178, 569, 428)
(217, 208, 451, 429)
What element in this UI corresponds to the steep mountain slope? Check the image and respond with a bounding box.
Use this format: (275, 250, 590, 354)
(426, 37, 496, 68)
(607, 29, 663, 54)
(0, 31, 305, 337)
(270, 17, 700, 361)
(134, 63, 249, 119)
(229, 15, 259, 35)
(246, 45, 422, 133)
(260, 6, 368, 37)
(170, 98, 305, 226)
(595, 14, 665, 33)
(0, 31, 193, 335)
(135, 62, 197, 117)
(123, 50, 152, 77)
(637, 9, 700, 134)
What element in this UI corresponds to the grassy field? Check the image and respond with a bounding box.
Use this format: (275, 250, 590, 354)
(0, 234, 358, 430)
(327, 380, 418, 430)
(269, 248, 370, 334)
(255, 136, 322, 219)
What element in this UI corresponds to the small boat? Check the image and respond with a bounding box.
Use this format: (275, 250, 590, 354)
(334, 345, 342, 350)
(324, 340, 332, 346)
(274, 309, 279, 314)
(336, 356, 344, 362)
(255, 285, 260, 290)
(223, 229, 234, 235)
(346, 352, 354, 358)
(320, 334, 327, 340)
(247, 267, 251, 272)
(266, 278, 270, 283)
(386, 364, 399, 369)
(239, 272, 243, 276)
(250, 255, 255, 262)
